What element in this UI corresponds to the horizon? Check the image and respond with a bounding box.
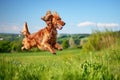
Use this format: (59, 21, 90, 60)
(0, 0, 120, 34)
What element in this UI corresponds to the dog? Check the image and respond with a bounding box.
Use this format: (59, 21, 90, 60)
(21, 11, 65, 54)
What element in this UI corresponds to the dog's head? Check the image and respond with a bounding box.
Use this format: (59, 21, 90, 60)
(41, 11, 65, 30)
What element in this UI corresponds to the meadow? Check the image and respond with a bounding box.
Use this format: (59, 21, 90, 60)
(0, 31, 120, 80)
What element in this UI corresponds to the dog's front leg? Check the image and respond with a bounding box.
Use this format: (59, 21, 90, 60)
(54, 43, 63, 50)
(43, 42, 56, 54)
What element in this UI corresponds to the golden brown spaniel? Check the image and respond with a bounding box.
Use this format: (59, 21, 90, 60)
(21, 11, 65, 54)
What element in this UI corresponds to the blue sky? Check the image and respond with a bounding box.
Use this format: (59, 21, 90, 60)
(0, 0, 120, 34)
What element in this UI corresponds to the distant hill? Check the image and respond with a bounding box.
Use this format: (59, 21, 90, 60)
(0, 33, 23, 41)
(57, 33, 90, 44)
(0, 33, 90, 42)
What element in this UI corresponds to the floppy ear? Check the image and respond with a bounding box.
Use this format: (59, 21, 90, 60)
(45, 14, 53, 21)
(41, 10, 53, 21)
(41, 16, 46, 21)
(53, 11, 59, 16)
(46, 10, 52, 15)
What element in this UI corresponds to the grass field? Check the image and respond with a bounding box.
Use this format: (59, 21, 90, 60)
(0, 47, 120, 80)
(0, 31, 120, 80)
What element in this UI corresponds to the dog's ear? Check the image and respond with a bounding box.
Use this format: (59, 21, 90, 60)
(45, 14, 53, 21)
(46, 10, 52, 16)
(53, 11, 59, 17)
(41, 16, 46, 21)
(41, 10, 53, 21)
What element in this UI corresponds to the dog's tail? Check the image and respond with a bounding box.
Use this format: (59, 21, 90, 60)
(21, 22, 30, 37)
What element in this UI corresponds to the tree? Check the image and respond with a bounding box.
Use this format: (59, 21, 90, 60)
(0, 41, 11, 53)
(61, 39, 69, 49)
(80, 38, 88, 48)
(69, 37, 76, 48)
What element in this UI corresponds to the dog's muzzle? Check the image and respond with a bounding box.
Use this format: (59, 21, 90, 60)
(57, 21, 65, 30)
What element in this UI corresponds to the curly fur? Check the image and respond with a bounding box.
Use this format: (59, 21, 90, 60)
(21, 11, 65, 54)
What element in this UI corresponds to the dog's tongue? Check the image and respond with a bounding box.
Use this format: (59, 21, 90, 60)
(57, 26, 63, 30)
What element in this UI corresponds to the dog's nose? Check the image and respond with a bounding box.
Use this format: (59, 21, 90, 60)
(63, 22, 65, 26)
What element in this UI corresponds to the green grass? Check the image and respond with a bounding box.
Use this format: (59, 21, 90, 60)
(0, 31, 120, 80)
(0, 48, 120, 80)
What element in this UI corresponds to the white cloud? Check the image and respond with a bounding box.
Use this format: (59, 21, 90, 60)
(77, 21, 96, 27)
(77, 21, 119, 28)
(97, 23, 119, 27)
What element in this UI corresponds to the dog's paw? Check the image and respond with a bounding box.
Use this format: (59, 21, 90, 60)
(58, 47, 63, 51)
(53, 53, 56, 55)
(21, 47, 24, 51)
(59, 48, 63, 51)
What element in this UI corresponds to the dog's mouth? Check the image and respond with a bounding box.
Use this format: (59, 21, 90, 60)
(57, 24, 63, 30)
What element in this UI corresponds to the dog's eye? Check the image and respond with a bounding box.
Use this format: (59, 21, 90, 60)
(57, 18, 61, 20)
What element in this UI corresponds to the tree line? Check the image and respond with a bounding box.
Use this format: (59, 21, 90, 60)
(0, 33, 89, 53)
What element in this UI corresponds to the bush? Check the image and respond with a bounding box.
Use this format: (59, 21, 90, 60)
(83, 30, 120, 52)
(80, 38, 88, 48)
(0, 41, 11, 53)
(62, 39, 69, 49)
(10, 40, 22, 52)
(0, 40, 23, 53)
